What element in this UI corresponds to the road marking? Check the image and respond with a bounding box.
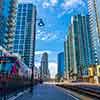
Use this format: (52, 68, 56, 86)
(65, 92, 80, 100)
(55, 85, 93, 100)
(8, 89, 30, 100)
(54, 85, 80, 100)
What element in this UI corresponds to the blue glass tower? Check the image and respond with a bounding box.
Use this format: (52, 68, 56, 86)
(65, 15, 92, 80)
(13, 3, 36, 67)
(58, 52, 64, 79)
(72, 15, 93, 76)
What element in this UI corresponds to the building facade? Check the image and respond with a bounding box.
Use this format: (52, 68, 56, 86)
(58, 52, 64, 80)
(69, 23, 78, 80)
(0, 0, 18, 52)
(88, 0, 100, 65)
(13, 3, 36, 67)
(64, 39, 68, 79)
(77, 15, 92, 76)
(40, 52, 49, 80)
(94, 0, 100, 39)
(72, 15, 92, 77)
(65, 15, 92, 80)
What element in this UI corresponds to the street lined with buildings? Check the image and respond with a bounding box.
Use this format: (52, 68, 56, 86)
(14, 84, 96, 100)
(56, 0, 100, 84)
(0, 0, 100, 99)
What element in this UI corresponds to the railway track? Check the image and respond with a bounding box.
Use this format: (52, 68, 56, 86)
(56, 84, 100, 99)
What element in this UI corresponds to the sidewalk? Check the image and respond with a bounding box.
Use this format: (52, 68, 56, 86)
(46, 80, 100, 86)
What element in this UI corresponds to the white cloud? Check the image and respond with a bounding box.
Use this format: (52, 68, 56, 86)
(42, 0, 58, 8)
(35, 62, 41, 68)
(62, 0, 85, 10)
(48, 62, 57, 78)
(57, 10, 67, 18)
(50, 0, 58, 6)
(35, 50, 52, 55)
(42, 1, 50, 8)
(18, 0, 32, 3)
(58, 0, 86, 18)
(36, 31, 58, 41)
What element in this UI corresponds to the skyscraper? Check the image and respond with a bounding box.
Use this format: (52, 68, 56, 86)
(94, 0, 100, 39)
(58, 52, 64, 80)
(76, 15, 92, 76)
(40, 52, 49, 80)
(72, 15, 93, 77)
(13, 3, 36, 67)
(65, 15, 92, 80)
(64, 39, 68, 79)
(88, 0, 100, 65)
(67, 23, 78, 80)
(0, 0, 18, 51)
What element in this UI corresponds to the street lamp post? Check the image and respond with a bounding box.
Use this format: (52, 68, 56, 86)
(30, 9, 45, 92)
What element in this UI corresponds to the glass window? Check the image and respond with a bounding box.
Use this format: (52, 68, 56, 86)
(20, 39, 24, 44)
(14, 49, 18, 53)
(28, 4, 33, 9)
(22, 12, 27, 16)
(16, 20, 21, 25)
(20, 25, 25, 30)
(23, 5, 27, 9)
(22, 20, 25, 25)
(17, 12, 21, 16)
(22, 8, 26, 12)
(20, 30, 25, 34)
(14, 40, 19, 44)
(14, 45, 18, 49)
(22, 16, 26, 21)
(16, 25, 20, 30)
(15, 35, 20, 39)
(15, 31, 20, 34)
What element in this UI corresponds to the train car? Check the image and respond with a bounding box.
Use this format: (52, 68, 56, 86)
(0, 56, 32, 80)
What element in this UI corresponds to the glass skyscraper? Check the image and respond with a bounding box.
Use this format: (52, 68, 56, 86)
(94, 0, 100, 39)
(64, 39, 68, 79)
(58, 52, 64, 79)
(13, 3, 36, 67)
(40, 52, 49, 80)
(65, 15, 92, 79)
(72, 15, 93, 76)
(88, 0, 100, 65)
(76, 15, 92, 76)
(64, 24, 78, 80)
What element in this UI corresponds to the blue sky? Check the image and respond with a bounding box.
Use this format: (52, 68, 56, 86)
(20, 0, 87, 78)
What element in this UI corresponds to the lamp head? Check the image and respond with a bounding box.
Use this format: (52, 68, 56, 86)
(38, 19, 45, 27)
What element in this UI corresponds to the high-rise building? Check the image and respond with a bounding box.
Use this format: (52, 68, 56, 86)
(13, 3, 36, 67)
(64, 39, 68, 79)
(0, 0, 18, 51)
(67, 23, 78, 80)
(72, 15, 92, 77)
(65, 15, 92, 80)
(88, 0, 100, 65)
(76, 15, 92, 76)
(94, 0, 100, 39)
(57, 52, 64, 80)
(40, 52, 49, 80)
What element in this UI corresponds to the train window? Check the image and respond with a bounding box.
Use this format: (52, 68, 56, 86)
(0, 56, 18, 74)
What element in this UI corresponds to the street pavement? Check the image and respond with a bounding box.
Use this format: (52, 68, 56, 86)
(15, 84, 81, 100)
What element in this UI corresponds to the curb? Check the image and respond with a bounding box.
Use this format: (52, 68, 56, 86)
(8, 88, 30, 100)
